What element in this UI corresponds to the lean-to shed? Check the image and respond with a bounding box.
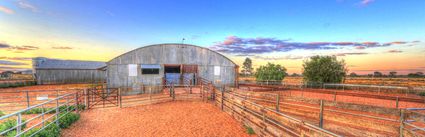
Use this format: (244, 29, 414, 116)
(33, 57, 106, 84)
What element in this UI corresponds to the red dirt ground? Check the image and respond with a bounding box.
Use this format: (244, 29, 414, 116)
(61, 101, 255, 137)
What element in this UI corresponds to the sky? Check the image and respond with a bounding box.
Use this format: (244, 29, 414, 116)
(0, 0, 424, 75)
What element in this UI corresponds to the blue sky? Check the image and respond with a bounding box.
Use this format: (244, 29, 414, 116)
(0, 0, 424, 74)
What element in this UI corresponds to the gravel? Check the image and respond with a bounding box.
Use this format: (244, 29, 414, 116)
(61, 101, 255, 137)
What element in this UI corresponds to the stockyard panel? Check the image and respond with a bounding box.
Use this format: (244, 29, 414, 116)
(107, 44, 238, 90)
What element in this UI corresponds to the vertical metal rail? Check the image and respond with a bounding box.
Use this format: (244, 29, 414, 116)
(25, 91, 30, 108)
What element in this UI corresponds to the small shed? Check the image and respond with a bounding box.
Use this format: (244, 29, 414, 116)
(33, 57, 106, 84)
(106, 44, 238, 93)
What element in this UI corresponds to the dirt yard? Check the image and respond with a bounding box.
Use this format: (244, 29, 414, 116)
(61, 101, 254, 137)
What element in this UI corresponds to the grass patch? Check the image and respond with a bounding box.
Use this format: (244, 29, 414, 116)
(244, 125, 255, 135)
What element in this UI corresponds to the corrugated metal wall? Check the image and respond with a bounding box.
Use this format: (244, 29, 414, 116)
(35, 69, 106, 84)
(107, 44, 237, 89)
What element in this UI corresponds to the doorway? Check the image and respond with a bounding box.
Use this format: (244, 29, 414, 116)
(164, 65, 181, 85)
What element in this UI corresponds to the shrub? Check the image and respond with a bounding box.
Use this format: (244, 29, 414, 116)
(255, 63, 287, 84)
(23, 104, 85, 115)
(418, 92, 425, 96)
(244, 125, 255, 135)
(0, 110, 4, 117)
(57, 112, 80, 128)
(302, 55, 347, 84)
(35, 123, 61, 137)
(0, 119, 27, 136)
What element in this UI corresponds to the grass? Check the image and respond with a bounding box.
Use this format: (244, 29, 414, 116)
(0, 110, 4, 117)
(244, 125, 255, 135)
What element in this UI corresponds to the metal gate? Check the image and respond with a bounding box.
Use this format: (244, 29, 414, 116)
(87, 88, 119, 109)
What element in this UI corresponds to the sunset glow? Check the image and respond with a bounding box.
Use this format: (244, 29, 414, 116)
(1, 0, 424, 74)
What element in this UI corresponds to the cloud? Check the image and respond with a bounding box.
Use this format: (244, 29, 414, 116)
(52, 46, 73, 50)
(387, 49, 402, 53)
(18, 0, 38, 12)
(335, 52, 369, 56)
(0, 57, 32, 60)
(355, 46, 366, 50)
(0, 5, 15, 14)
(210, 36, 413, 55)
(9, 45, 39, 50)
(0, 43, 11, 48)
(0, 60, 27, 65)
(360, 0, 375, 6)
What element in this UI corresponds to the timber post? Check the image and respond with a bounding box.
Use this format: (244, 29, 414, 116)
(276, 94, 280, 112)
(221, 86, 225, 111)
(319, 100, 324, 128)
(396, 97, 399, 109)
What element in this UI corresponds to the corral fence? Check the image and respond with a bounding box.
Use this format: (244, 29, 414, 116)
(401, 109, 425, 137)
(211, 86, 341, 137)
(239, 81, 425, 109)
(239, 80, 425, 94)
(0, 89, 83, 113)
(0, 92, 81, 137)
(227, 88, 408, 136)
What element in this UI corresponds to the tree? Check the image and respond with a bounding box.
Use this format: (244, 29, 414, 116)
(389, 71, 397, 78)
(242, 58, 253, 76)
(373, 71, 383, 77)
(291, 73, 300, 77)
(255, 63, 287, 82)
(349, 72, 358, 77)
(302, 56, 347, 84)
(408, 72, 424, 78)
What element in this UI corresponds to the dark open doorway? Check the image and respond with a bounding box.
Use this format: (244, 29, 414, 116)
(164, 65, 181, 73)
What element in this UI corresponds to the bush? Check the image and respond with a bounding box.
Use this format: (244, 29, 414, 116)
(302, 55, 347, 84)
(418, 92, 425, 96)
(244, 125, 255, 135)
(22, 104, 86, 115)
(0, 110, 4, 117)
(57, 112, 80, 128)
(255, 63, 287, 84)
(5, 122, 61, 137)
(0, 119, 27, 136)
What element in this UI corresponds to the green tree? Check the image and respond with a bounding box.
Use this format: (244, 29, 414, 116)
(302, 56, 347, 84)
(242, 58, 253, 76)
(255, 63, 287, 82)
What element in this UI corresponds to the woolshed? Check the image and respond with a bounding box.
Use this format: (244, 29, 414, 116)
(106, 44, 238, 93)
(33, 57, 106, 84)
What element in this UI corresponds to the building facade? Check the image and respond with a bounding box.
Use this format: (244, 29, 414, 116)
(106, 44, 238, 93)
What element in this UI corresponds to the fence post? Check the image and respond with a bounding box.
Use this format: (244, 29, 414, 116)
(55, 97, 60, 126)
(319, 100, 324, 128)
(221, 86, 224, 111)
(119, 88, 122, 108)
(333, 91, 337, 102)
(189, 80, 192, 94)
(17, 113, 22, 136)
(399, 110, 405, 137)
(396, 97, 399, 109)
(84, 89, 88, 109)
(26, 90, 30, 108)
(276, 94, 280, 112)
(75, 92, 79, 113)
(172, 84, 175, 101)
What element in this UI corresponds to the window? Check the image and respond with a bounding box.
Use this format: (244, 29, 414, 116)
(141, 64, 160, 74)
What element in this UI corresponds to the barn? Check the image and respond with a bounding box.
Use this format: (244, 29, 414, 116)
(106, 44, 238, 93)
(33, 57, 106, 84)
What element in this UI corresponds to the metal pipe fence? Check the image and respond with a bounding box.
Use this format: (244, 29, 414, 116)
(225, 86, 407, 136)
(0, 89, 84, 113)
(0, 92, 80, 137)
